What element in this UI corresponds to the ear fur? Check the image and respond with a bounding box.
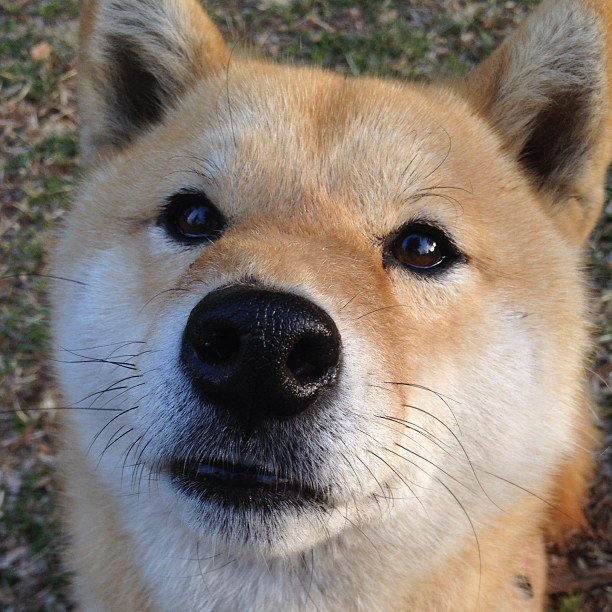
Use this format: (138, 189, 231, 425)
(465, 0, 612, 244)
(79, 0, 229, 165)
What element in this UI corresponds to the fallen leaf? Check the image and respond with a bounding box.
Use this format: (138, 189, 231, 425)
(30, 42, 53, 62)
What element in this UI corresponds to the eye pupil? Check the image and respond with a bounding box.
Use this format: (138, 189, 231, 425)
(180, 205, 219, 237)
(160, 190, 226, 244)
(399, 233, 441, 268)
(404, 234, 437, 257)
(390, 224, 456, 272)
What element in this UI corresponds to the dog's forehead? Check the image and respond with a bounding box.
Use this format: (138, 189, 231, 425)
(196, 66, 474, 177)
(152, 62, 513, 225)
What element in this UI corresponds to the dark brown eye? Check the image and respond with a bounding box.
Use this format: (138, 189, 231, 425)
(390, 224, 458, 273)
(159, 190, 226, 244)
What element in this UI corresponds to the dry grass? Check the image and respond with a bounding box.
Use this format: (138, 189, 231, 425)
(0, 0, 610, 609)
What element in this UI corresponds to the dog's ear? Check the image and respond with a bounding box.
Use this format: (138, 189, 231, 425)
(79, 0, 229, 165)
(465, 0, 612, 244)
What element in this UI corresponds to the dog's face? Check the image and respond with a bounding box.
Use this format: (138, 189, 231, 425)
(54, 0, 611, 573)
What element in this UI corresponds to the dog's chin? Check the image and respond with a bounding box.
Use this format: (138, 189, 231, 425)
(164, 458, 335, 554)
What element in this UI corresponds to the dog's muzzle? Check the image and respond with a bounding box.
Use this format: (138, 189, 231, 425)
(180, 285, 342, 428)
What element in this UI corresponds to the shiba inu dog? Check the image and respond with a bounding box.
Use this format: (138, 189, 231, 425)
(52, 0, 612, 609)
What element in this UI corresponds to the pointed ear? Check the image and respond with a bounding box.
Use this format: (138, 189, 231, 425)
(464, 0, 612, 244)
(79, 0, 230, 166)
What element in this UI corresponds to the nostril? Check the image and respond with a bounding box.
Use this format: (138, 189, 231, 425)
(286, 334, 339, 387)
(193, 323, 241, 366)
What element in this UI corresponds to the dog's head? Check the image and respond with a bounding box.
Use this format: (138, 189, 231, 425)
(54, 0, 611, 562)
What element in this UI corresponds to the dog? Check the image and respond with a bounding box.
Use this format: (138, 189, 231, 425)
(52, 0, 612, 609)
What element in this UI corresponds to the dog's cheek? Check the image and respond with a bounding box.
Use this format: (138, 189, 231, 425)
(416, 306, 578, 510)
(53, 247, 155, 457)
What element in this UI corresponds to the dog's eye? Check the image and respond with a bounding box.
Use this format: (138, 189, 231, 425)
(389, 224, 459, 273)
(159, 190, 226, 244)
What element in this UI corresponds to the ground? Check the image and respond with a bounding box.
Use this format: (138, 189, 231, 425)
(0, 0, 610, 610)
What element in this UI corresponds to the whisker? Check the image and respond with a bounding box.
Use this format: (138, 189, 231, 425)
(1, 272, 87, 286)
(139, 287, 190, 312)
(378, 410, 500, 510)
(434, 475, 482, 608)
(132, 436, 156, 493)
(392, 442, 473, 493)
(339, 294, 357, 311)
(421, 125, 452, 181)
(225, 37, 242, 149)
(89, 405, 139, 452)
(74, 375, 145, 406)
(480, 470, 582, 525)
(0, 405, 125, 414)
(99, 427, 135, 465)
(354, 304, 408, 321)
(353, 454, 389, 504)
(415, 184, 473, 195)
(57, 340, 146, 353)
(407, 190, 464, 210)
(195, 539, 213, 598)
(354, 421, 434, 489)
(121, 433, 145, 486)
(52, 356, 138, 371)
(366, 449, 424, 511)
(383, 381, 461, 433)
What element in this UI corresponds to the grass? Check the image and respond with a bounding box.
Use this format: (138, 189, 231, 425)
(207, 0, 539, 78)
(558, 593, 584, 612)
(1, 0, 79, 607)
(0, 0, 609, 609)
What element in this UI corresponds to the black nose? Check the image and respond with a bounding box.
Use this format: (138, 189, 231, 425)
(181, 285, 341, 427)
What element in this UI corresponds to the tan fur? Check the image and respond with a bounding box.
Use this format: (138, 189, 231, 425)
(61, 422, 155, 608)
(53, 1, 611, 609)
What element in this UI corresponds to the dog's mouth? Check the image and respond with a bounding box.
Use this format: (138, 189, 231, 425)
(168, 458, 328, 507)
